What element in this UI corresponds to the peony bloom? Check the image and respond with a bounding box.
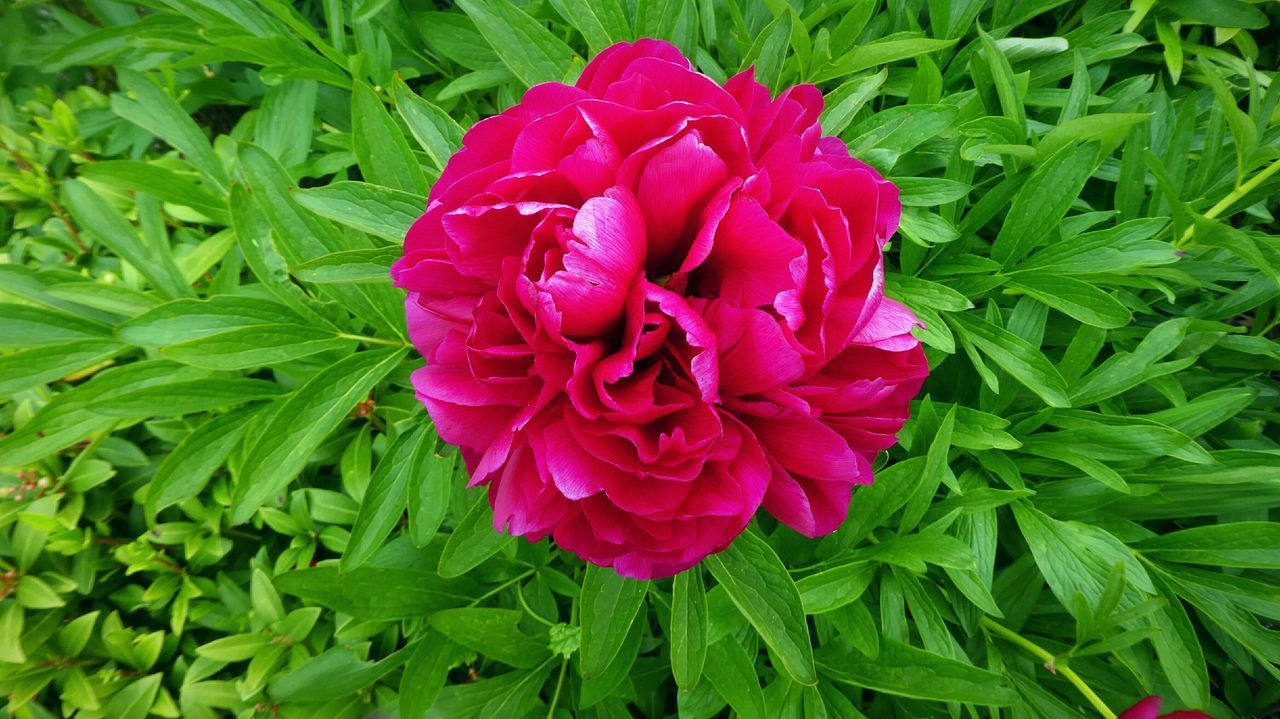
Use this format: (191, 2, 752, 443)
(392, 39, 928, 578)
(1118, 696, 1214, 719)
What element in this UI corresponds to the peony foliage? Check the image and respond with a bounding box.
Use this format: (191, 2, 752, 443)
(1, 1, 1278, 718)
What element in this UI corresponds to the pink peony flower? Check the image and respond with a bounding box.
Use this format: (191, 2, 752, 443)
(392, 39, 928, 579)
(1118, 696, 1214, 719)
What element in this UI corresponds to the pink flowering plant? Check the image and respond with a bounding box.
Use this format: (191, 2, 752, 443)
(393, 39, 927, 579)
(1, 1, 1277, 718)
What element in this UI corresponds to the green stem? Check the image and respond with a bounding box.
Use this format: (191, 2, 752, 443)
(336, 332, 407, 348)
(467, 569, 534, 607)
(1179, 156, 1280, 245)
(545, 659, 568, 718)
(516, 583, 557, 627)
(980, 617, 1116, 719)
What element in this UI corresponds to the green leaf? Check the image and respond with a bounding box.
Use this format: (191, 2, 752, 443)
(455, 0, 576, 86)
(276, 565, 470, 620)
(1016, 218, 1175, 275)
(1012, 502, 1155, 617)
(817, 639, 1017, 705)
(0, 340, 126, 394)
(118, 295, 299, 345)
(428, 608, 551, 668)
(1136, 523, 1280, 569)
(819, 69, 888, 138)
(1164, 0, 1267, 28)
(401, 633, 464, 719)
(112, 70, 228, 192)
(579, 607, 644, 707)
(391, 76, 465, 172)
(118, 296, 356, 370)
(231, 347, 405, 523)
(197, 633, 272, 662)
(351, 81, 430, 196)
(271, 646, 411, 702)
(78, 160, 228, 220)
(0, 304, 112, 349)
(817, 37, 957, 82)
(0, 360, 204, 466)
(706, 530, 816, 686)
(1149, 574, 1211, 709)
(703, 636, 767, 719)
(438, 497, 515, 578)
(797, 561, 877, 615)
(344, 426, 432, 570)
(89, 377, 284, 417)
(861, 532, 976, 573)
(254, 80, 317, 169)
(157, 325, 356, 370)
(579, 564, 648, 679)
(547, 0, 630, 54)
(64, 180, 193, 299)
(478, 664, 554, 719)
(1005, 273, 1132, 328)
(102, 674, 162, 719)
(292, 182, 422, 243)
(293, 247, 401, 284)
(408, 444, 455, 547)
(670, 568, 708, 690)
(949, 313, 1071, 407)
(0, 603, 25, 664)
(991, 142, 1099, 267)
(741, 10, 791, 91)
(895, 177, 972, 207)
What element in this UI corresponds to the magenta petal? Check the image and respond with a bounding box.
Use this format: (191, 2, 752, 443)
(698, 192, 806, 311)
(703, 302, 804, 397)
(541, 187, 646, 336)
(576, 39, 690, 96)
(634, 131, 730, 271)
(1118, 697, 1164, 719)
(396, 39, 925, 579)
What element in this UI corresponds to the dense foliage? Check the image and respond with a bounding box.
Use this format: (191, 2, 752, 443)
(1, 0, 1278, 717)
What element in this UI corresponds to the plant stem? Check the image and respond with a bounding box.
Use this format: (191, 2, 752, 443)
(335, 333, 408, 348)
(516, 583, 556, 627)
(546, 659, 568, 718)
(467, 569, 534, 607)
(1179, 155, 1280, 245)
(979, 617, 1116, 719)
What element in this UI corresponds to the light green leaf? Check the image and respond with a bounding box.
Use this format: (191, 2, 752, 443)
(817, 639, 1017, 705)
(1006, 273, 1132, 328)
(391, 76, 466, 171)
(703, 636, 767, 719)
(706, 530, 816, 686)
(428, 608, 551, 668)
(949, 313, 1071, 407)
(293, 181, 422, 244)
(991, 142, 1100, 267)
(343, 426, 432, 570)
(455, 0, 576, 86)
(112, 69, 229, 192)
(293, 247, 401, 284)
(1136, 523, 1280, 569)
(102, 674, 162, 719)
(579, 564, 648, 679)
(438, 497, 515, 578)
(670, 568, 708, 689)
(231, 347, 405, 523)
(0, 340, 126, 394)
(352, 81, 430, 196)
(547, 0, 630, 54)
(64, 180, 193, 299)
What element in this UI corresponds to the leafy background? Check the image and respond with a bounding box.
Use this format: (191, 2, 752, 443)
(1, 0, 1279, 717)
